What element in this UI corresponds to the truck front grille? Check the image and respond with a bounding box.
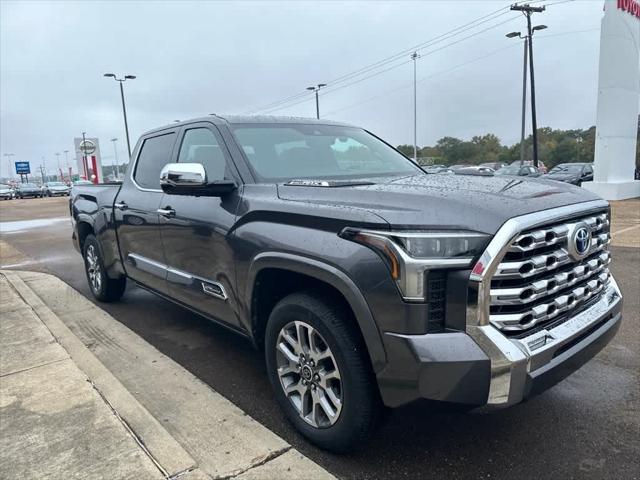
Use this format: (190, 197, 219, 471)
(489, 211, 611, 337)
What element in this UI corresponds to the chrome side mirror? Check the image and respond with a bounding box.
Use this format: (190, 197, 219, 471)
(159, 163, 237, 197)
(160, 163, 206, 188)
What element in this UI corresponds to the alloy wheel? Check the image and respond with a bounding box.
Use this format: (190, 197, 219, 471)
(86, 245, 102, 293)
(276, 320, 343, 428)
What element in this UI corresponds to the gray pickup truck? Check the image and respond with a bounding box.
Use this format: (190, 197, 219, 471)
(71, 115, 622, 452)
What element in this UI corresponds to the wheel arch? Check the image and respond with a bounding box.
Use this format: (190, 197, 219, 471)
(247, 252, 386, 373)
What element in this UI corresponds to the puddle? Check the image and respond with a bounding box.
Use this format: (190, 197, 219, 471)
(0, 217, 70, 234)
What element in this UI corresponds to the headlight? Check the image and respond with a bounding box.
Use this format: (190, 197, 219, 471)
(340, 228, 489, 302)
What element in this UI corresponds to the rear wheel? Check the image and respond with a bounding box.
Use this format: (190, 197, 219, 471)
(265, 291, 381, 453)
(83, 234, 126, 302)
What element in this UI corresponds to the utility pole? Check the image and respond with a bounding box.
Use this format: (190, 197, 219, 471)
(510, 3, 545, 168)
(506, 32, 529, 166)
(306, 84, 327, 119)
(411, 52, 419, 163)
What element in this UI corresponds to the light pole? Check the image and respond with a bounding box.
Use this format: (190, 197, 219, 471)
(411, 52, 419, 163)
(3, 153, 15, 180)
(104, 73, 136, 159)
(306, 84, 327, 119)
(576, 136, 583, 162)
(111, 138, 119, 180)
(510, 3, 546, 168)
(55, 152, 61, 181)
(63, 150, 70, 180)
(506, 31, 528, 166)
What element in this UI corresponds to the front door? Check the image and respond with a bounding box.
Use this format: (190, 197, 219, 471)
(158, 123, 242, 328)
(115, 131, 177, 294)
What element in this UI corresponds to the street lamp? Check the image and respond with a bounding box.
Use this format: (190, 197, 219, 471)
(306, 83, 327, 119)
(111, 138, 119, 180)
(3, 153, 15, 180)
(104, 73, 136, 159)
(506, 22, 547, 167)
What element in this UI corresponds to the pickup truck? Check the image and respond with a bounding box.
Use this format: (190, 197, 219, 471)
(71, 115, 622, 452)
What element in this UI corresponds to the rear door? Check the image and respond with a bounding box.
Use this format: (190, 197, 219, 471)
(158, 122, 242, 327)
(115, 130, 177, 293)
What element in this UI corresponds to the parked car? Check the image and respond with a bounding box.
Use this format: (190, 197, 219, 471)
(43, 181, 71, 196)
(510, 159, 548, 174)
(0, 183, 14, 200)
(16, 182, 43, 198)
(479, 162, 506, 171)
(546, 163, 594, 186)
(495, 164, 540, 177)
(73, 179, 94, 186)
(455, 166, 495, 176)
(424, 164, 446, 173)
(71, 115, 621, 452)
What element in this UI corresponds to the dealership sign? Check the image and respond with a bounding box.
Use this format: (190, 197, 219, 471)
(15, 161, 30, 175)
(79, 139, 97, 155)
(619, 0, 640, 19)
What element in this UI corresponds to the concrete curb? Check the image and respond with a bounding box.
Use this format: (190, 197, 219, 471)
(3, 270, 200, 479)
(2, 270, 335, 480)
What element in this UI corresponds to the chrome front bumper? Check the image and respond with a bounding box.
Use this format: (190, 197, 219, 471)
(465, 200, 623, 406)
(468, 277, 622, 406)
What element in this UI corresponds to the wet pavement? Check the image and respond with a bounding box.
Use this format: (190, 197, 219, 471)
(0, 196, 638, 480)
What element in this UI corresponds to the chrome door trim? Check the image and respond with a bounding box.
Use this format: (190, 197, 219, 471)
(126, 253, 228, 301)
(127, 253, 167, 279)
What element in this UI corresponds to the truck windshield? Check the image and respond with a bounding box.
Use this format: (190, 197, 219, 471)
(231, 124, 422, 181)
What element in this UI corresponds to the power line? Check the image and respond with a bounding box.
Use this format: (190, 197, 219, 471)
(247, 3, 516, 114)
(323, 26, 599, 118)
(259, 14, 520, 115)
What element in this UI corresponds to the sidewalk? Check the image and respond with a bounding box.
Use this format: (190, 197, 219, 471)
(0, 270, 335, 480)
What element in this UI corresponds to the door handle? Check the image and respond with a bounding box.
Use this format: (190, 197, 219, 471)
(114, 201, 128, 211)
(157, 207, 176, 218)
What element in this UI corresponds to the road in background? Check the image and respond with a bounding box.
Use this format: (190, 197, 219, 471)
(1, 196, 638, 480)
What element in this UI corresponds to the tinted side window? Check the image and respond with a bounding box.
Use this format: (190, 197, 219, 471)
(584, 165, 593, 175)
(177, 128, 228, 182)
(134, 133, 176, 189)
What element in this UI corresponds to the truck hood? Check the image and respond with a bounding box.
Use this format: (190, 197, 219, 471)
(277, 174, 602, 234)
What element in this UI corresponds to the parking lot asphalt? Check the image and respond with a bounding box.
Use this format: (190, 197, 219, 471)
(1, 196, 639, 480)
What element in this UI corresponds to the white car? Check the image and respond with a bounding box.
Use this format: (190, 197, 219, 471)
(43, 181, 71, 196)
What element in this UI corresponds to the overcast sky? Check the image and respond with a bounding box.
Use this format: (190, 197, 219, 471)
(1, 0, 607, 178)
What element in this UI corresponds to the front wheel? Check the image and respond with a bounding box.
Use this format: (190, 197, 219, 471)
(265, 291, 381, 453)
(83, 234, 126, 302)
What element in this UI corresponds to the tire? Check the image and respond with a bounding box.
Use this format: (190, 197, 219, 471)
(83, 234, 126, 302)
(265, 291, 381, 453)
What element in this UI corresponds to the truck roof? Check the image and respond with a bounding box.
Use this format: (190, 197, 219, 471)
(142, 115, 354, 137)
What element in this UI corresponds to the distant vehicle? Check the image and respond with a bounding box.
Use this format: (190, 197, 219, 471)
(73, 180, 94, 186)
(449, 164, 471, 171)
(495, 165, 541, 177)
(0, 183, 14, 200)
(43, 181, 71, 196)
(480, 162, 506, 171)
(455, 166, 494, 176)
(16, 182, 43, 198)
(510, 160, 548, 174)
(546, 163, 594, 186)
(424, 164, 446, 173)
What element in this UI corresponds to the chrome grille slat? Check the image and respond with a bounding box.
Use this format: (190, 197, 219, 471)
(490, 251, 610, 305)
(490, 272, 610, 331)
(489, 210, 611, 333)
